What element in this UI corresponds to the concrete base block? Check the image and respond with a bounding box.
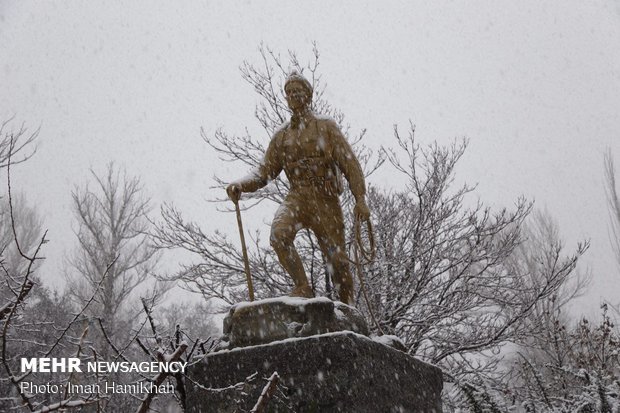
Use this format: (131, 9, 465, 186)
(186, 331, 443, 412)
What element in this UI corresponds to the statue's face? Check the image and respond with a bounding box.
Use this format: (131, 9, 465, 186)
(285, 81, 310, 112)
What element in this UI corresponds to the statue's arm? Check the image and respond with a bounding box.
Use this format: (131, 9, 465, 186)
(329, 121, 370, 220)
(229, 131, 283, 194)
(329, 121, 366, 202)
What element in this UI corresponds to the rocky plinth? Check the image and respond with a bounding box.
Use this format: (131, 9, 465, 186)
(220, 296, 369, 349)
(186, 297, 443, 412)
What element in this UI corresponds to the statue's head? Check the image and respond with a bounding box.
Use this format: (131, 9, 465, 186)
(284, 71, 313, 112)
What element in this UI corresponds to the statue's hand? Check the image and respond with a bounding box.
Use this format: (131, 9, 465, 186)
(226, 184, 242, 203)
(354, 200, 371, 222)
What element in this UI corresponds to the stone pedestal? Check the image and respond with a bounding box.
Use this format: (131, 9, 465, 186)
(186, 298, 443, 412)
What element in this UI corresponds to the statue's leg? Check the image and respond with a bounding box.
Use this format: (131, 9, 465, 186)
(313, 200, 354, 305)
(270, 199, 313, 298)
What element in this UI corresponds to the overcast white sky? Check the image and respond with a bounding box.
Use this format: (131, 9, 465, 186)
(1, 1, 620, 316)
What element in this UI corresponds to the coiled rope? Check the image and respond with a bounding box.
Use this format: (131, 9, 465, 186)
(351, 216, 384, 335)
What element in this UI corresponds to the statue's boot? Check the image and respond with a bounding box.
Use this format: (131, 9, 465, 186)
(289, 284, 314, 298)
(338, 282, 354, 306)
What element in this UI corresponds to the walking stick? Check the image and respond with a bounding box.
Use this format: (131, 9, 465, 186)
(233, 198, 255, 301)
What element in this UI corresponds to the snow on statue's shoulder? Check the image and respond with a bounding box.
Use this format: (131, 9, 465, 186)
(274, 121, 290, 135)
(314, 112, 336, 122)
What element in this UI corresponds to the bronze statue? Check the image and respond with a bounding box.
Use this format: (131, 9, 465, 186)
(227, 72, 369, 305)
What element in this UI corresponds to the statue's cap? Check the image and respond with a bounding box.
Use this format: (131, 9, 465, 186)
(284, 71, 313, 96)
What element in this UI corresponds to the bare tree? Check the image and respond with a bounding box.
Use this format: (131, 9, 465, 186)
(603, 148, 620, 320)
(506, 210, 590, 341)
(0, 125, 106, 412)
(0, 171, 47, 411)
(0, 118, 38, 171)
(0, 119, 43, 329)
(0, 117, 41, 279)
(605, 148, 620, 270)
(158, 300, 218, 342)
(434, 208, 591, 410)
(507, 304, 620, 412)
(66, 163, 159, 338)
(0, 195, 44, 282)
(0, 122, 234, 411)
(359, 130, 588, 399)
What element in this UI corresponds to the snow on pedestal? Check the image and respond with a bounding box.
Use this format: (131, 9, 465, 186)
(186, 297, 443, 412)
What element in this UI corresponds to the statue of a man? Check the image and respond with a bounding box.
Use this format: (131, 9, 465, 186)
(226, 72, 369, 305)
